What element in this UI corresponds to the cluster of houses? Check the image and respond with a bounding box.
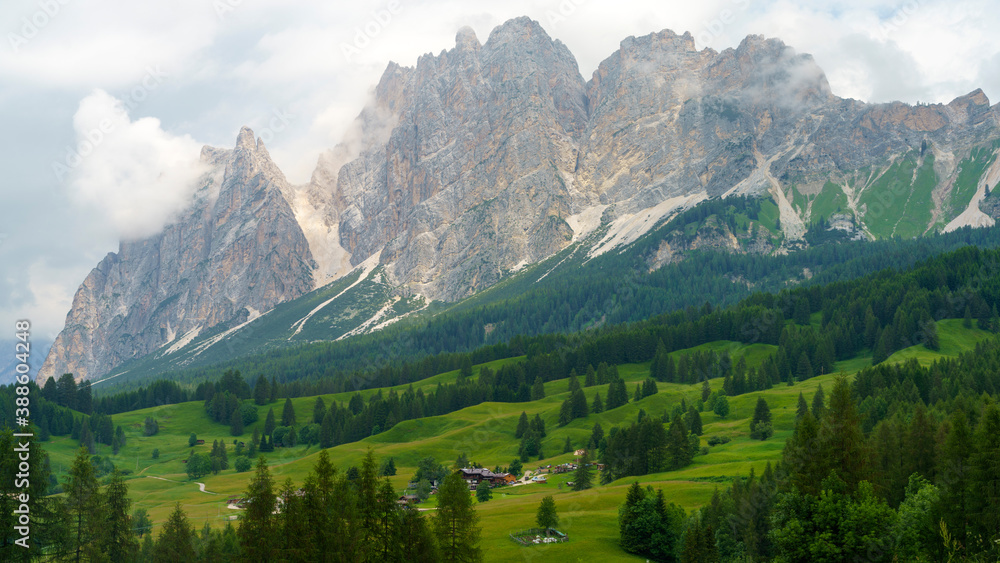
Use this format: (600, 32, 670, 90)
(534, 451, 605, 477)
(457, 467, 517, 489)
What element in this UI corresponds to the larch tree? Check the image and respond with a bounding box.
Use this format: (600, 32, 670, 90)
(65, 447, 103, 563)
(536, 495, 559, 533)
(434, 472, 482, 563)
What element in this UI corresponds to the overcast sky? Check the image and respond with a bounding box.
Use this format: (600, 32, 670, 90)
(2, 0, 999, 341)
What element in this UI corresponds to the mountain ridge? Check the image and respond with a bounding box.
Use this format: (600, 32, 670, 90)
(39, 16, 1000, 384)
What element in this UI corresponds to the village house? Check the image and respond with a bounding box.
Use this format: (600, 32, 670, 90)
(550, 463, 577, 474)
(458, 467, 512, 488)
(397, 494, 421, 506)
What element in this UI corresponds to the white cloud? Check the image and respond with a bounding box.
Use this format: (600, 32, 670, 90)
(65, 90, 207, 239)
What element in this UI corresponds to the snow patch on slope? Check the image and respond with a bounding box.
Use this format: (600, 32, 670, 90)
(588, 193, 706, 258)
(289, 250, 383, 339)
(944, 149, 1000, 232)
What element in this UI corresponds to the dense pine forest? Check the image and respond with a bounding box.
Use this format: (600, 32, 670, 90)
(643, 340, 1000, 562)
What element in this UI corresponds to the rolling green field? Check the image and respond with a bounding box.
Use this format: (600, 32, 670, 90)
(43, 319, 993, 562)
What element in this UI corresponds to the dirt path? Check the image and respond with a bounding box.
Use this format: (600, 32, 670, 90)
(145, 475, 218, 495)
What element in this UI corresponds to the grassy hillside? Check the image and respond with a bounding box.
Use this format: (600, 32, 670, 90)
(42, 318, 994, 562)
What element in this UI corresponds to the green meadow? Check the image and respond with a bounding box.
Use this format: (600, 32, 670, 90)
(42, 319, 992, 562)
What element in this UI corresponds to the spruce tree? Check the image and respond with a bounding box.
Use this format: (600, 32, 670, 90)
(591, 392, 604, 414)
(685, 407, 703, 436)
(558, 399, 573, 426)
(568, 370, 581, 393)
(572, 451, 593, 491)
(230, 407, 244, 436)
(514, 411, 529, 438)
(79, 420, 96, 454)
(811, 384, 826, 419)
(650, 343, 669, 381)
(530, 414, 546, 437)
(667, 415, 693, 469)
(531, 376, 545, 400)
(320, 411, 335, 448)
(281, 398, 296, 427)
(815, 376, 868, 491)
(264, 408, 276, 436)
(969, 404, 1000, 543)
(101, 469, 138, 561)
(750, 397, 773, 440)
(238, 456, 277, 561)
(253, 376, 269, 405)
(796, 352, 814, 380)
(642, 378, 658, 398)
(570, 388, 589, 418)
(584, 365, 596, 387)
(795, 392, 809, 420)
(937, 410, 973, 546)
(434, 472, 482, 563)
(459, 356, 473, 381)
(588, 423, 604, 451)
(563, 436, 573, 453)
(619, 482, 646, 550)
(313, 397, 326, 424)
(269, 376, 279, 402)
(904, 404, 937, 481)
(399, 507, 439, 562)
(153, 503, 196, 563)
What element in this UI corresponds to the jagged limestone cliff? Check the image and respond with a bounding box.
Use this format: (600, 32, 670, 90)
(40, 17, 1000, 382)
(38, 129, 315, 383)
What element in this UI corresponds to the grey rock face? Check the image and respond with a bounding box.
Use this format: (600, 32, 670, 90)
(43, 17, 1000, 382)
(322, 17, 588, 300)
(38, 128, 316, 383)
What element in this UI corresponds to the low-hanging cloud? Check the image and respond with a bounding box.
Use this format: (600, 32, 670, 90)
(66, 89, 208, 240)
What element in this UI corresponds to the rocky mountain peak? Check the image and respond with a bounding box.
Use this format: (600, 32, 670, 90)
(41, 17, 1000, 383)
(455, 25, 480, 51)
(235, 125, 256, 150)
(37, 127, 315, 384)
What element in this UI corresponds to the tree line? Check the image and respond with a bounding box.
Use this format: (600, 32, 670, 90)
(622, 335, 1000, 561)
(0, 437, 484, 562)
